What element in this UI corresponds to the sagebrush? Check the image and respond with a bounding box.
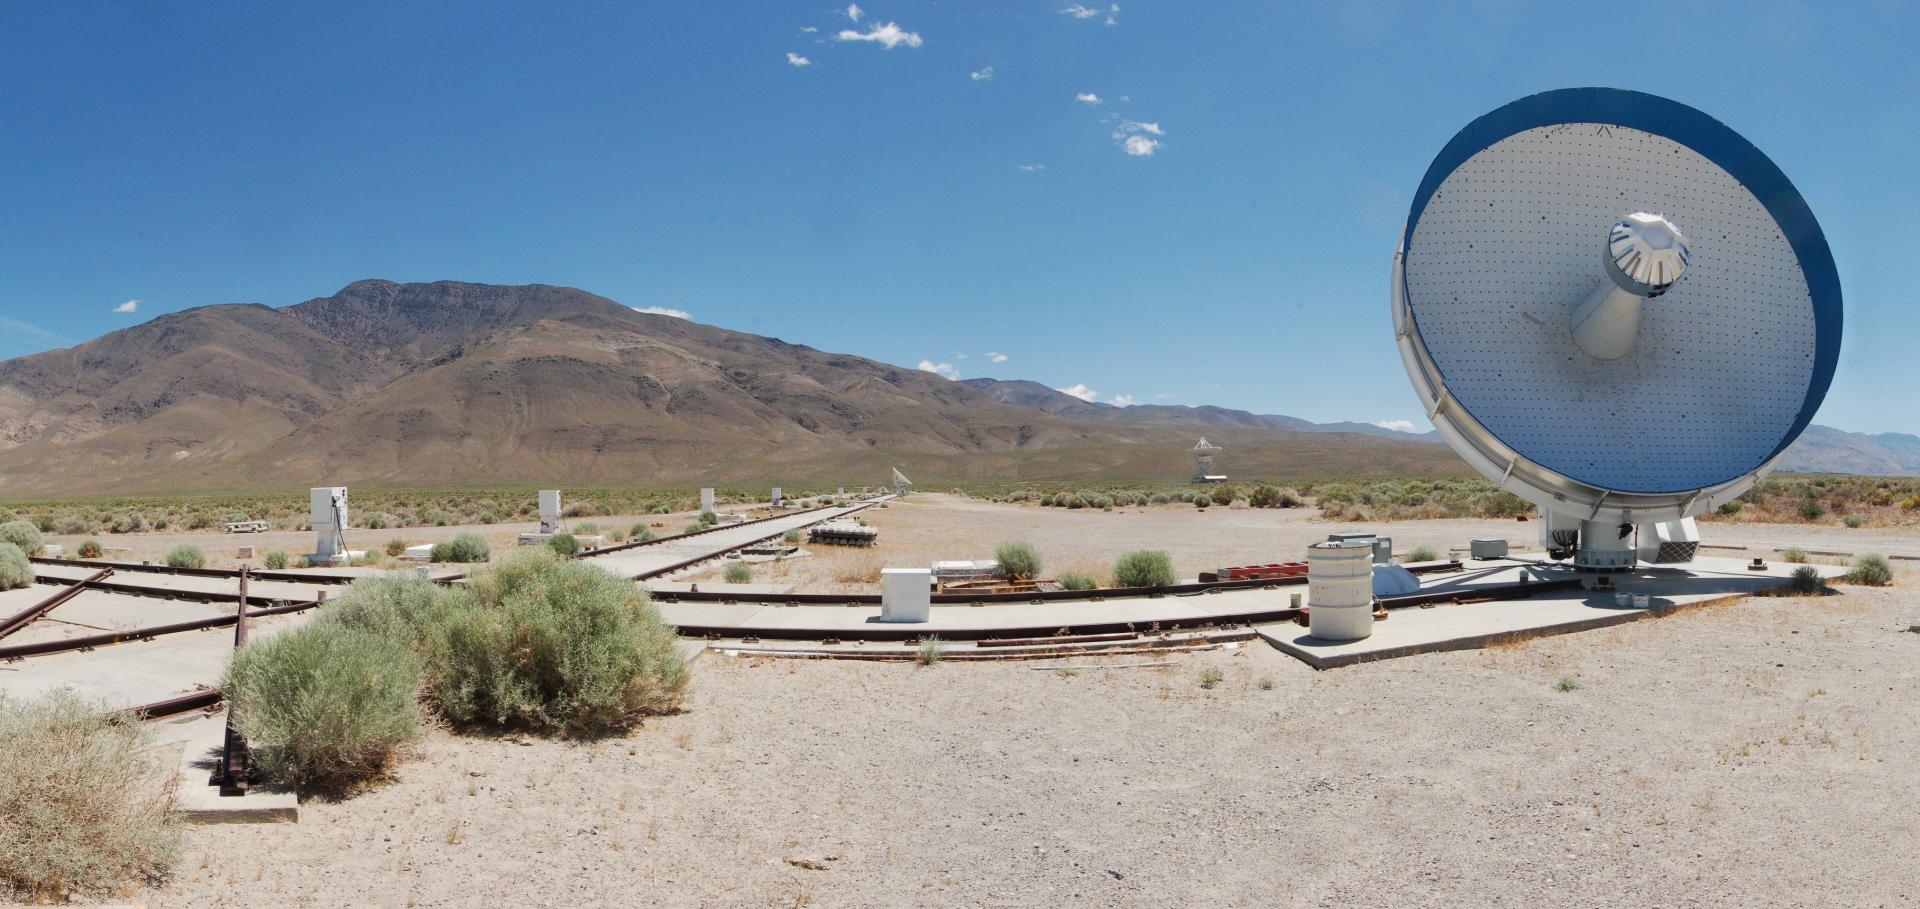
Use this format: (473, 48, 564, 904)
(224, 622, 423, 789)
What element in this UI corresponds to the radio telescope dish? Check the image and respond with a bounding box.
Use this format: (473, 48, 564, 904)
(1393, 88, 1841, 572)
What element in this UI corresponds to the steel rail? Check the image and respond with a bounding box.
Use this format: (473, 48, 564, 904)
(0, 594, 322, 661)
(0, 568, 113, 640)
(623, 503, 883, 581)
(30, 554, 360, 585)
(646, 560, 1465, 606)
(116, 688, 224, 722)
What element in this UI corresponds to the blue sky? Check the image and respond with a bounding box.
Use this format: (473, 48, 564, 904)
(1, 1, 1914, 434)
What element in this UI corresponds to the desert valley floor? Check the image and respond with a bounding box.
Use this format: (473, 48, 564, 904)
(12, 494, 1914, 908)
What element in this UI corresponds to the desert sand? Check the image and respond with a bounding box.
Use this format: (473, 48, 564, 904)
(134, 496, 1919, 908)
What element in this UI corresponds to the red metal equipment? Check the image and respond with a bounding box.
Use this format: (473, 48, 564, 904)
(1217, 562, 1310, 581)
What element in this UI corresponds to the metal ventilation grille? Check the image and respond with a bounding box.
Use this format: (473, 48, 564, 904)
(1404, 124, 1816, 494)
(1652, 541, 1699, 563)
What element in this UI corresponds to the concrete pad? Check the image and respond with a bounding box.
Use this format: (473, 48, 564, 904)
(1261, 556, 1851, 669)
(0, 590, 228, 646)
(0, 608, 315, 710)
(173, 719, 298, 824)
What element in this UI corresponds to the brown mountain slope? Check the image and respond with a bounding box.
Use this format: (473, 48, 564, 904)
(0, 280, 1469, 495)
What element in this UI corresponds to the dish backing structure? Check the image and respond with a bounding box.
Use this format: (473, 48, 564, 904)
(1393, 88, 1842, 573)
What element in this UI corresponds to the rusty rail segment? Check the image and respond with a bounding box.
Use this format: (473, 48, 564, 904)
(116, 688, 224, 722)
(30, 554, 359, 585)
(0, 568, 113, 640)
(0, 593, 323, 661)
(583, 499, 880, 561)
(648, 560, 1466, 606)
(210, 569, 254, 795)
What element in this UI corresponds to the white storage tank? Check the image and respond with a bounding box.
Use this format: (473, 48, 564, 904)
(1308, 539, 1375, 641)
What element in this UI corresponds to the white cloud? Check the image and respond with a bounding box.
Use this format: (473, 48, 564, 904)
(114, 299, 140, 313)
(986, 351, 1009, 363)
(1152, 392, 1177, 400)
(631, 305, 691, 319)
(800, 25, 818, 33)
(845, 3, 862, 22)
(0, 316, 58, 343)
(1075, 92, 1102, 105)
(917, 359, 961, 381)
(1110, 394, 1137, 406)
(1113, 119, 1165, 156)
(1056, 383, 1098, 402)
(836, 21, 923, 48)
(1061, 3, 1118, 24)
(970, 65, 994, 81)
(1017, 163, 1045, 172)
(1374, 419, 1418, 433)
(786, 52, 812, 67)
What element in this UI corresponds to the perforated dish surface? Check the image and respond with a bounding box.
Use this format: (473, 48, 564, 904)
(1403, 124, 1816, 494)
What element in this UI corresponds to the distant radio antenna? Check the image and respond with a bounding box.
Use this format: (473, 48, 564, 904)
(891, 467, 913, 495)
(1190, 438, 1223, 483)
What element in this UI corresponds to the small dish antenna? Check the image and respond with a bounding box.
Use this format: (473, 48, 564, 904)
(891, 467, 913, 495)
(1393, 88, 1841, 572)
(1190, 437, 1223, 483)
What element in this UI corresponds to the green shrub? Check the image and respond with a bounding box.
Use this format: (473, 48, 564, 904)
(1093, 496, 1114, 510)
(1248, 484, 1282, 508)
(1842, 514, 1865, 529)
(1149, 493, 1170, 505)
(1717, 501, 1743, 516)
(366, 515, 389, 530)
(698, 510, 719, 527)
(1192, 493, 1211, 507)
(54, 515, 92, 535)
(916, 636, 945, 666)
(0, 691, 181, 901)
(1058, 571, 1097, 591)
(163, 545, 205, 570)
(0, 542, 32, 591)
(1199, 668, 1223, 690)
(1845, 554, 1893, 587)
(77, 539, 103, 559)
(996, 541, 1042, 580)
(682, 522, 705, 535)
(782, 529, 803, 544)
(436, 532, 490, 564)
(263, 550, 290, 570)
(1554, 675, 1581, 692)
(1407, 546, 1440, 562)
(1112, 549, 1176, 588)
(546, 533, 582, 558)
(108, 514, 141, 534)
(723, 562, 752, 583)
(224, 622, 423, 789)
(629, 524, 654, 543)
(1039, 493, 1056, 507)
(423, 550, 688, 734)
(1796, 499, 1825, 520)
(1782, 547, 1809, 564)
(572, 522, 599, 536)
(385, 538, 409, 557)
(1787, 565, 1824, 595)
(0, 520, 43, 555)
(323, 573, 463, 650)
(1211, 485, 1240, 506)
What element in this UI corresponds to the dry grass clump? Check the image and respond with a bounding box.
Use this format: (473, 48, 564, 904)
(0, 541, 32, 591)
(224, 622, 424, 790)
(0, 691, 181, 901)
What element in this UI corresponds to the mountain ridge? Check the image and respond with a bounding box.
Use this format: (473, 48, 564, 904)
(0, 280, 1907, 495)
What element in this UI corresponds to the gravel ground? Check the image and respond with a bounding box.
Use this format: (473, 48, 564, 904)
(149, 567, 1919, 908)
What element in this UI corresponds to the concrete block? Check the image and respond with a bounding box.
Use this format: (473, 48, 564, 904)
(880, 567, 931, 622)
(700, 488, 716, 512)
(174, 721, 298, 824)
